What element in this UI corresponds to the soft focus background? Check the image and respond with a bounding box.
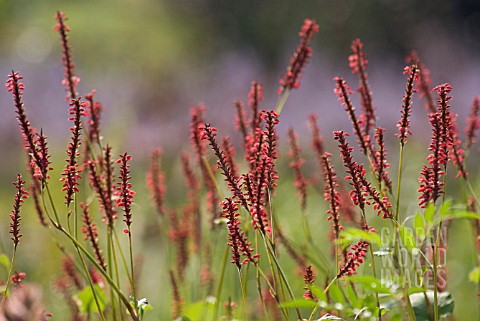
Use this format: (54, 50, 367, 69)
(0, 0, 479, 319)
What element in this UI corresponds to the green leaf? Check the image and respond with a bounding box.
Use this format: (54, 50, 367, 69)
(409, 291, 454, 321)
(316, 314, 345, 320)
(439, 200, 452, 218)
(424, 203, 435, 224)
(344, 282, 359, 308)
(310, 285, 327, 302)
(174, 317, 192, 321)
(469, 266, 480, 284)
(338, 228, 381, 246)
(399, 225, 416, 251)
(413, 213, 426, 242)
(0, 255, 10, 272)
(183, 299, 214, 321)
(75, 284, 107, 314)
(346, 275, 391, 294)
(328, 283, 345, 305)
(279, 299, 317, 309)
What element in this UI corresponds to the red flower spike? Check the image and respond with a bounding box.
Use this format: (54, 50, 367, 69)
(146, 148, 166, 216)
(80, 202, 107, 271)
(222, 198, 259, 268)
(201, 123, 249, 211)
(234, 100, 248, 143)
(397, 64, 419, 145)
(406, 51, 435, 112)
(61, 98, 86, 206)
(321, 152, 344, 240)
(465, 97, 480, 149)
(54, 11, 79, 100)
(278, 19, 319, 95)
(337, 241, 369, 278)
(115, 153, 135, 230)
(309, 114, 325, 162)
(10, 174, 28, 248)
(373, 127, 393, 193)
(349, 39, 375, 136)
(288, 127, 308, 211)
(334, 77, 369, 154)
(85, 90, 103, 145)
(303, 266, 316, 300)
(248, 81, 264, 132)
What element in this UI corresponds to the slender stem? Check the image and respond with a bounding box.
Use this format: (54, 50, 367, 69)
(308, 276, 338, 321)
(128, 229, 136, 306)
(2, 248, 17, 304)
(213, 242, 229, 321)
(275, 90, 291, 115)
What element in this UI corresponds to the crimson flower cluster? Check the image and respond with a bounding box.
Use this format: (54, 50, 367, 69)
(115, 153, 135, 232)
(54, 11, 79, 99)
(303, 265, 315, 300)
(222, 198, 259, 269)
(146, 148, 166, 216)
(407, 51, 435, 112)
(334, 77, 368, 154)
(334, 131, 392, 218)
(337, 241, 369, 278)
(80, 202, 107, 271)
(278, 19, 319, 95)
(418, 84, 458, 206)
(465, 97, 480, 149)
(85, 90, 103, 145)
(61, 98, 86, 206)
(321, 152, 344, 240)
(349, 39, 375, 135)
(288, 127, 308, 211)
(397, 64, 419, 145)
(10, 174, 28, 248)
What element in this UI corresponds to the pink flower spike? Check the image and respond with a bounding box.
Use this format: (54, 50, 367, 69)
(115, 153, 135, 231)
(278, 19, 319, 95)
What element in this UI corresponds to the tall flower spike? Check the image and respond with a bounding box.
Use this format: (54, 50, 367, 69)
(10, 174, 28, 248)
(418, 113, 445, 207)
(103, 145, 117, 226)
(449, 113, 468, 179)
(222, 198, 259, 268)
(87, 159, 117, 226)
(234, 100, 248, 143)
(373, 127, 393, 193)
(288, 127, 308, 211)
(303, 266, 316, 300)
(321, 152, 344, 240)
(465, 97, 480, 149)
(334, 77, 368, 154)
(406, 51, 435, 112)
(333, 131, 366, 211)
(35, 130, 52, 185)
(397, 64, 419, 145)
(115, 153, 135, 232)
(248, 81, 264, 132)
(278, 19, 319, 95)
(435, 83, 454, 169)
(61, 98, 86, 206)
(80, 202, 107, 271)
(85, 90, 103, 145)
(349, 39, 375, 136)
(54, 11, 79, 99)
(263, 110, 280, 189)
(7, 71, 49, 182)
(221, 137, 238, 179)
(309, 114, 325, 162)
(337, 241, 369, 278)
(146, 148, 166, 216)
(202, 124, 249, 210)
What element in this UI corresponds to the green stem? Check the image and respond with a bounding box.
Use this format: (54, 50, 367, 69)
(275, 90, 291, 115)
(308, 276, 338, 321)
(2, 247, 17, 305)
(213, 242, 229, 321)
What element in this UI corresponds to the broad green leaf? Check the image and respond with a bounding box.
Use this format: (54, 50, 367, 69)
(344, 282, 359, 308)
(346, 275, 391, 294)
(279, 298, 316, 309)
(316, 314, 344, 320)
(338, 228, 381, 246)
(399, 225, 416, 251)
(413, 213, 426, 242)
(328, 283, 345, 305)
(469, 266, 480, 284)
(0, 255, 10, 272)
(75, 284, 107, 314)
(424, 203, 435, 224)
(310, 285, 327, 302)
(183, 299, 215, 321)
(439, 200, 452, 218)
(409, 291, 454, 321)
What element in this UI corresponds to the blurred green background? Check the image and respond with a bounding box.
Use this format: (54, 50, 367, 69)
(0, 0, 479, 320)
